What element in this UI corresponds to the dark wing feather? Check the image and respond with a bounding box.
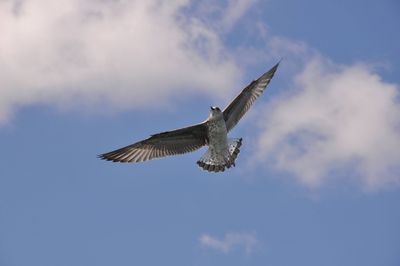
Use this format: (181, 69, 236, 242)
(223, 62, 279, 132)
(98, 123, 208, 163)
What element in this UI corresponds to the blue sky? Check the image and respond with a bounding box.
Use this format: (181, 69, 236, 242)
(1, 0, 400, 265)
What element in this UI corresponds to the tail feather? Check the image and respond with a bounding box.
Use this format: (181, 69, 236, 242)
(196, 138, 242, 173)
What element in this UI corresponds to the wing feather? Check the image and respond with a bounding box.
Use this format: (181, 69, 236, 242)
(223, 62, 279, 132)
(98, 123, 208, 163)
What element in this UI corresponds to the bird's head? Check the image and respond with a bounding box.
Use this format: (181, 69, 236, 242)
(209, 106, 222, 120)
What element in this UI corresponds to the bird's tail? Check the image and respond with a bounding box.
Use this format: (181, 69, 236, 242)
(196, 138, 242, 172)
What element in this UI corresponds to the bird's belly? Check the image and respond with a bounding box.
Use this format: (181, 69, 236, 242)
(208, 119, 228, 155)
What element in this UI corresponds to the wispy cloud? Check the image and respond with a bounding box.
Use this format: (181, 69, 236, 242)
(2, 1, 399, 192)
(199, 232, 258, 254)
(255, 57, 400, 190)
(0, 0, 242, 123)
(187, 0, 257, 33)
(222, 0, 257, 31)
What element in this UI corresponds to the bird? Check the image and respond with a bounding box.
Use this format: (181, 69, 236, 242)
(99, 62, 279, 172)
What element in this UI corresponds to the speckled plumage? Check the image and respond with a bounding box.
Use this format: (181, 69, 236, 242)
(99, 62, 279, 172)
(195, 108, 241, 172)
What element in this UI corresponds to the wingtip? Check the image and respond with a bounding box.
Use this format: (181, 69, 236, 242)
(98, 153, 112, 161)
(264, 60, 280, 78)
(273, 59, 282, 69)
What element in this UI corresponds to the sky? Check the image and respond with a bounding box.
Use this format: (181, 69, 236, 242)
(1, 0, 400, 265)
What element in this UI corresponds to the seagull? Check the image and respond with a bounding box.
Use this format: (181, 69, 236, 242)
(99, 62, 279, 172)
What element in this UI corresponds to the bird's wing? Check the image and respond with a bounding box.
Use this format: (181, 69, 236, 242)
(223, 62, 279, 132)
(98, 123, 208, 163)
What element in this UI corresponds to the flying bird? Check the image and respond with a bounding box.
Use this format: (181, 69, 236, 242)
(99, 62, 279, 172)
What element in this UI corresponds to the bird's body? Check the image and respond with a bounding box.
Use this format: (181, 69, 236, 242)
(99, 62, 279, 172)
(196, 107, 241, 172)
(206, 110, 229, 159)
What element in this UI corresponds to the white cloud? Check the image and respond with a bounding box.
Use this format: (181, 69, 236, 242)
(255, 57, 400, 190)
(3, 1, 399, 192)
(188, 0, 257, 33)
(0, 0, 242, 123)
(199, 232, 258, 254)
(222, 0, 256, 31)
